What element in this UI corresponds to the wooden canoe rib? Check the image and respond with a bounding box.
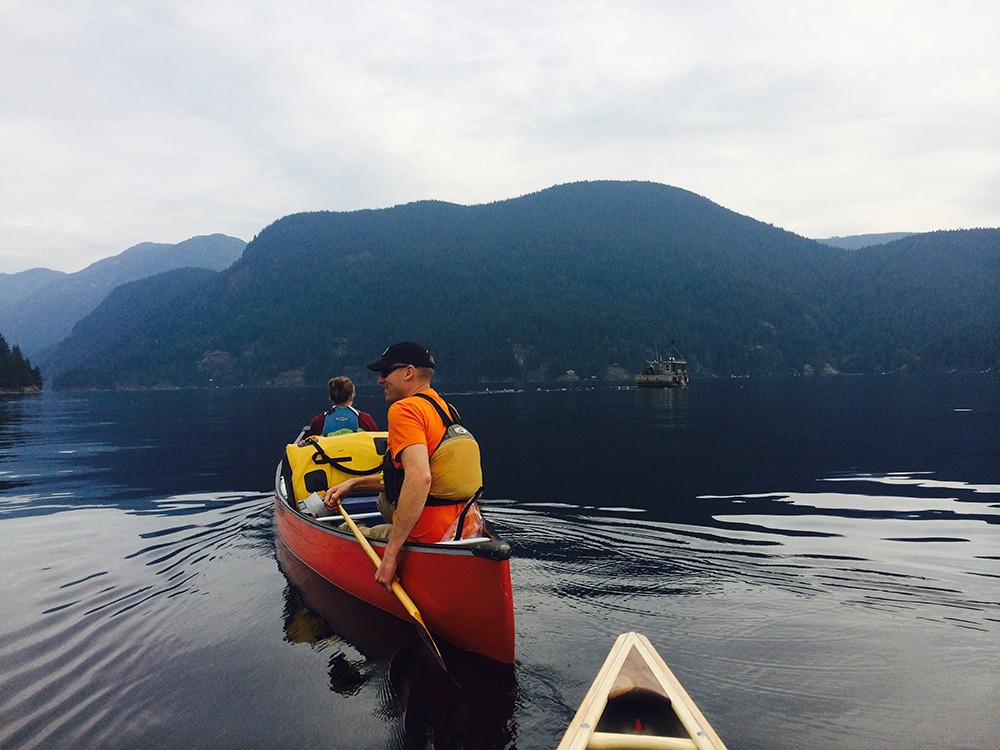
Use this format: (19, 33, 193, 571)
(557, 632, 727, 750)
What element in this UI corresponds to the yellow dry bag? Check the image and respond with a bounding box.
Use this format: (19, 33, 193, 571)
(283, 431, 387, 501)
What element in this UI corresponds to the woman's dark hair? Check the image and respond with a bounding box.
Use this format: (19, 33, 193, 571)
(328, 376, 355, 405)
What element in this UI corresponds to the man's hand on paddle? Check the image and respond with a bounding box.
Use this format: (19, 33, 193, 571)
(374, 548, 399, 589)
(323, 480, 354, 511)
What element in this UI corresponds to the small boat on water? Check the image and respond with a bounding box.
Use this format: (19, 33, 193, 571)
(557, 632, 727, 750)
(635, 343, 689, 389)
(273, 429, 515, 664)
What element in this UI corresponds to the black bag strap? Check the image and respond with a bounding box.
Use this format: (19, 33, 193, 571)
(412, 392, 462, 427)
(303, 436, 382, 476)
(451, 489, 484, 541)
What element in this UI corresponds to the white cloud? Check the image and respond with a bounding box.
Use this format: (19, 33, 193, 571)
(1, 0, 997, 273)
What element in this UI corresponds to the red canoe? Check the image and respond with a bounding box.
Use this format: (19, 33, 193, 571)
(273, 431, 515, 664)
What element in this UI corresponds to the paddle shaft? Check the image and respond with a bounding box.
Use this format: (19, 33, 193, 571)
(336, 501, 447, 671)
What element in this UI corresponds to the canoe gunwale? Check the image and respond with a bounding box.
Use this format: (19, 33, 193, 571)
(557, 632, 727, 750)
(274, 460, 512, 561)
(272, 468, 516, 663)
(280, 494, 513, 561)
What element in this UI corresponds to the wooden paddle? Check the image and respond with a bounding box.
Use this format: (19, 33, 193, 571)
(336, 500, 448, 671)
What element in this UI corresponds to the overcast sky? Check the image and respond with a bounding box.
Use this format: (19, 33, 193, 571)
(2, 0, 997, 274)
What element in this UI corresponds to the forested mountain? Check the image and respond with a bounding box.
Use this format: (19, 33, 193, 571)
(825, 229, 999, 372)
(44, 181, 999, 389)
(0, 333, 42, 393)
(43, 268, 219, 387)
(0, 234, 246, 357)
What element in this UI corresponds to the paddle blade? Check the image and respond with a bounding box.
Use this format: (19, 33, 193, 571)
(411, 608, 448, 670)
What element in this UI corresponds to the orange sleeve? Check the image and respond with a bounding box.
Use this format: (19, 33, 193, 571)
(387, 398, 431, 466)
(387, 391, 448, 467)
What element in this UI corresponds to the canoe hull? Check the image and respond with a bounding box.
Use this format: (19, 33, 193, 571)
(273, 494, 516, 664)
(558, 632, 727, 750)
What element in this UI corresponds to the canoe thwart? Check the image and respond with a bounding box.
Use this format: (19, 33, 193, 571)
(587, 732, 698, 750)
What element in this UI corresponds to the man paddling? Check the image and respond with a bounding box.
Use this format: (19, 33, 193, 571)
(323, 341, 483, 588)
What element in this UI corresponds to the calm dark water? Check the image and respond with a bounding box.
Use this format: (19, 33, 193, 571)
(1, 375, 997, 749)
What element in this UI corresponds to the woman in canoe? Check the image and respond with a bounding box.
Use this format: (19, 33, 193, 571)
(307, 375, 379, 436)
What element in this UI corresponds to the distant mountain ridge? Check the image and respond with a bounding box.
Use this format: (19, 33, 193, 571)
(816, 232, 915, 250)
(44, 181, 999, 389)
(0, 267, 68, 306)
(0, 234, 246, 357)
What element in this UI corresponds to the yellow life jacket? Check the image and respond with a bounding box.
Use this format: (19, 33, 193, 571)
(414, 393, 483, 505)
(283, 431, 387, 501)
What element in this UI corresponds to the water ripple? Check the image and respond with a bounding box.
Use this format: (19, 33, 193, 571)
(0, 493, 269, 750)
(487, 471, 1000, 636)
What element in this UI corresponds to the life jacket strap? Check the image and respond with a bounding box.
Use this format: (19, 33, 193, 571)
(412, 392, 462, 429)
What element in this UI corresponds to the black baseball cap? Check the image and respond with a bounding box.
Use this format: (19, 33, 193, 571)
(366, 341, 435, 371)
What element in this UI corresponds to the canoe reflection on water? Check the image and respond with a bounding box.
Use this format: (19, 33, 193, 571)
(275, 538, 519, 746)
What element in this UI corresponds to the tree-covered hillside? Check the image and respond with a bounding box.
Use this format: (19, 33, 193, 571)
(827, 229, 999, 373)
(48, 267, 219, 389)
(0, 333, 42, 393)
(44, 181, 999, 389)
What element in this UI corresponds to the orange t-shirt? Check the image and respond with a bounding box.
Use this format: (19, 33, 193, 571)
(387, 388, 464, 543)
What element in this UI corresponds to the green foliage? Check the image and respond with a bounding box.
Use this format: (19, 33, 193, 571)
(42, 181, 1000, 389)
(0, 332, 43, 391)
